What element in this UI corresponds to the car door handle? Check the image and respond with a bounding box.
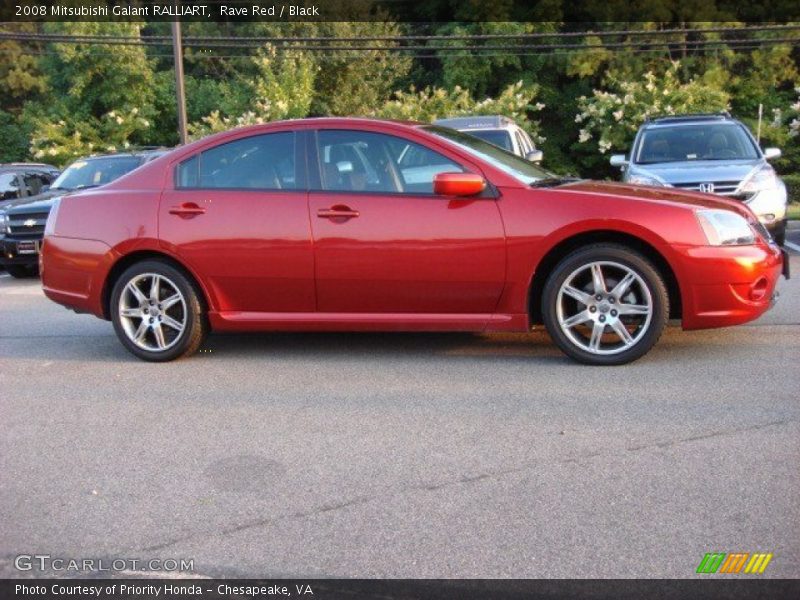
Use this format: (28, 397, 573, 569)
(317, 206, 359, 220)
(169, 202, 206, 217)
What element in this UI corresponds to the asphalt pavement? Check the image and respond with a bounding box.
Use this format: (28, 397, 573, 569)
(0, 256, 798, 579)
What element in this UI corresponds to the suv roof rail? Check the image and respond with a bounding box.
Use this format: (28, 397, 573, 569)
(645, 111, 732, 123)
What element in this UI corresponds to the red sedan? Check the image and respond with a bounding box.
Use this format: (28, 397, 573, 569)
(39, 118, 788, 364)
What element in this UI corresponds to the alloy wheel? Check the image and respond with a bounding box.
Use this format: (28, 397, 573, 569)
(555, 261, 653, 355)
(117, 273, 187, 352)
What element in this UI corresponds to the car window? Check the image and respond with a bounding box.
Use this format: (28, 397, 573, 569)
(635, 123, 760, 164)
(426, 125, 553, 184)
(51, 156, 143, 191)
(0, 172, 22, 200)
(23, 172, 51, 196)
(465, 129, 514, 151)
(315, 130, 464, 195)
(178, 132, 296, 190)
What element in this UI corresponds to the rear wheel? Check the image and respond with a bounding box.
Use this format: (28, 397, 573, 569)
(110, 260, 207, 362)
(542, 244, 669, 365)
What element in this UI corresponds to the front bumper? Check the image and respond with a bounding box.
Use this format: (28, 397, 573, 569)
(0, 238, 41, 267)
(678, 242, 785, 330)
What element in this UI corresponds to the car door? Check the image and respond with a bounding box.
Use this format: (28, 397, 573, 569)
(308, 128, 506, 314)
(159, 130, 315, 313)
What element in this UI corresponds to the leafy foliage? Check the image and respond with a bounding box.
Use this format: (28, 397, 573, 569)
(371, 81, 546, 143)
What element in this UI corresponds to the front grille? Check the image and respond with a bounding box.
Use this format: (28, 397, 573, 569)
(672, 180, 741, 196)
(7, 211, 49, 238)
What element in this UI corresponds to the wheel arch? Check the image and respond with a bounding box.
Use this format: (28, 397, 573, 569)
(528, 230, 682, 324)
(101, 250, 211, 320)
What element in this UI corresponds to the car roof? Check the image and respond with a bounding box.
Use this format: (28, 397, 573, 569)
(0, 162, 59, 171)
(73, 149, 167, 162)
(644, 113, 740, 128)
(433, 115, 515, 130)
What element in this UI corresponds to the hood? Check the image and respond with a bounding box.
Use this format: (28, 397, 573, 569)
(1, 189, 63, 214)
(557, 180, 750, 216)
(630, 159, 761, 184)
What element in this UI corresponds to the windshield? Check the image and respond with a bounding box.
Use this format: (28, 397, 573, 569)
(635, 123, 760, 164)
(51, 156, 143, 190)
(424, 126, 552, 184)
(465, 129, 513, 151)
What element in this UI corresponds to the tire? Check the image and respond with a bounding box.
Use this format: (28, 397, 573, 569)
(5, 265, 32, 278)
(110, 260, 207, 362)
(771, 220, 786, 247)
(541, 244, 669, 365)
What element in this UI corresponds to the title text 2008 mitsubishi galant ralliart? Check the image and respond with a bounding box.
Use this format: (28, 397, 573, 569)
(40, 118, 789, 365)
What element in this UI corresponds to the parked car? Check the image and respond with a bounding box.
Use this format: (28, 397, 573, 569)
(433, 115, 543, 162)
(0, 163, 60, 205)
(1, 150, 166, 278)
(610, 113, 789, 245)
(40, 119, 787, 365)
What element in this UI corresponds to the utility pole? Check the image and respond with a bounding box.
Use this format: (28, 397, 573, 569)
(171, 15, 188, 145)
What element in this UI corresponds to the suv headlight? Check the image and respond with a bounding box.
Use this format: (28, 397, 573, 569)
(696, 209, 755, 246)
(628, 174, 670, 187)
(738, 164, 779, 194)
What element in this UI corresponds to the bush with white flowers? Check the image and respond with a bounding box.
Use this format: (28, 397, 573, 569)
(371, 81, 546, 144)
(574, 62, 730, 154)
(30, 107, 151, 165)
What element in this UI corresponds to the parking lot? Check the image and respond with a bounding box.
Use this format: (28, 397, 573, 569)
(1, 251, 798, 579)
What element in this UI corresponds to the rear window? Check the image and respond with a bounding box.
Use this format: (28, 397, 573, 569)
(177, 132, 296, 190)
(464, 129, 514, 151)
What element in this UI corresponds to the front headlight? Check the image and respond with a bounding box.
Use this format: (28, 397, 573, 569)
(696, 209, 756, 246)
(738, 164, 779, 194)
(628, 174, 670, 187)
(0, 212, 7, 236)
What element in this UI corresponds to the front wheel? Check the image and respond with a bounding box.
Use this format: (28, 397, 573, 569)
(110, 260, 207, 362)
(542, 244, 669, 365)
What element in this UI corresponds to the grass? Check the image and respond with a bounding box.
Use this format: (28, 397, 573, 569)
(787, 203, 800, 221)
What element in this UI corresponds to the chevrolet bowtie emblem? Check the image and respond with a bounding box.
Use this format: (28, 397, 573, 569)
(24, 219, 37, 227)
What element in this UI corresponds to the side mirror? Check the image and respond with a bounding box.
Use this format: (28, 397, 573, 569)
(610, 154, 628, 167)
(763, 148, 781, 160)
(433, 172, 486, 197)
(525, 150, 543, 163)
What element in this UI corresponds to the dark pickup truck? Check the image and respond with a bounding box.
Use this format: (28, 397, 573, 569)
(1, 150, 165, 278)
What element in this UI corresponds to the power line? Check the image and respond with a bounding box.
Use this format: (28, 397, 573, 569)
(1, 24, 799, 48)
(0, 39, 789, 60)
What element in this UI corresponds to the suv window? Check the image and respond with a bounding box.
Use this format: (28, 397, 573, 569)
(635, 123, 759, 164)
(0, 172, 22, 200)
(178, 132, 296, 190)
(315, 130, 464, 195)
(23, 172, 52, 196)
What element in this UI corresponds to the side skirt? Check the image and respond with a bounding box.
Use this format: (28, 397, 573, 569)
(209, 311, 530, 333)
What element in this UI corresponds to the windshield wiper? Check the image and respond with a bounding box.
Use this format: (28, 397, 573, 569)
(48, 186, 74, 192)
(530, 176, 582, 188)
(72, 184, 100, 190)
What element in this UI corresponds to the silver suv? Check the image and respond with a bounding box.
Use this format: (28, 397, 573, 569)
(433, 115, 543, 162)
(610, 113, 788, 245)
